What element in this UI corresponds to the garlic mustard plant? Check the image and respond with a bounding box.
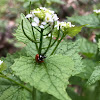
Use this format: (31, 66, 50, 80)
(0, 6, 84, 100)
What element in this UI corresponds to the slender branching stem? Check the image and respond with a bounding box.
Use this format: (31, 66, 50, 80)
(50, 27, 60, 47)
(34, 27, 41, 33)
(21, 20, 40, 43)
(50, 33, 65, 55)
(29, 1, 31, 13)
(39, 29, 44, 55)
(43, 23, 55, 55)
(32, 26, 39, 53)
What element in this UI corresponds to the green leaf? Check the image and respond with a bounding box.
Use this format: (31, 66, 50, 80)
(54, 40, 84, 75)
(0, 77, 32, 100)
(48, 0, 65, 4)
(1, 49, 27, 74)
(78, 59, 99, 79)
(11, 55, 74, 100)
(67, 14, 100, 28)
(66, 26, 84, 37)
(36, 91, 58, 100)
(87, 66, 100, 85)
(98, 39, 100, 51)
(14, 13, 33, 44)
(79, 38, 97, 58)
(0, 63, 6, 72)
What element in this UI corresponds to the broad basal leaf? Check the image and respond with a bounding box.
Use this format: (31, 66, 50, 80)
(14, 13, 33, 44)
(67, 14, 100, 28)
(87, 66, 100, 85)
(0, 77, 32, 100)
(11, 55, 74, 100)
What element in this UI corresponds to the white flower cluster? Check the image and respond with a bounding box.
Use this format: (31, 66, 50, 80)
(0, 60, 3, 65)
(93, 9, 100, 14)
(55, 21, 75, 30)
(25, 7, 59, 29)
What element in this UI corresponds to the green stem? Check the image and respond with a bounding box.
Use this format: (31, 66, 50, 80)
(43, 23, 55, 55)
(39, 29, 44, 55)
(34, 27, 41, 33)
(29, 1, 31, 13)
(44, 24, 50, 30)
(32, 87, 37, 100)
(50, 27, 60, 47)
(32, 26, 39, 53)
(0, 73, 32, 93)
(50, 34, 65, 55)
(22, 20, 40, 43)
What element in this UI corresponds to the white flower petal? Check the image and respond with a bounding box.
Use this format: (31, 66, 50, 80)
(0, 60, 3, 65)
(34, 17, 40, 24)
(67, 22, 71, 27)
(55, 21, 60, 30)
(53, 14, 59, 21)
(40, 7, 47, 11)
(32, 22, 38, 26)
(25, 14, 33, 18)
(41, 22, 46, 25)
(39, 25, 44, 29)
(93, 9, 100, 13)
(45, 13, 53, 22)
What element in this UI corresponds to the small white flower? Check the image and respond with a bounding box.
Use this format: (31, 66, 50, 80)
(32, 17, 40, 27)
(48, 33, 53, 38)
(93, 9, 100, 14)
(45, 13, 53, 23)
(60, 22, 66, 27)
(55, 21, 60, 30)
(40, 25, 44, 29)
(40, 7, 47, 11)
(49, 10, 54, 14)
(34, 17, 39, 24)
(32, 22, 38, 26)
(41, 22, 46, 25)
(71, 25, 75, 27)
(25, 14, 33, 18)
(43, 36, 47, 38)
(32, 11, 41, 14)
(0, 60, 3, 65)
(53, 14, 59, 21)
(66, 22, 71, 27)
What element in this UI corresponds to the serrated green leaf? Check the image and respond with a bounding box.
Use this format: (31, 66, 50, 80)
(79, 38, 97, 58)
(78, 59, 99, 79)
(0, 77, 32, 100)
(67, 14, 100, 28)
(14, 13, 33, 44)
(87, 66, 100, 85)
(25, 39, 84, 76)
(11, 55, 74, 100)
(54, 40, 84, 75)
(66, 26, 84, 37)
